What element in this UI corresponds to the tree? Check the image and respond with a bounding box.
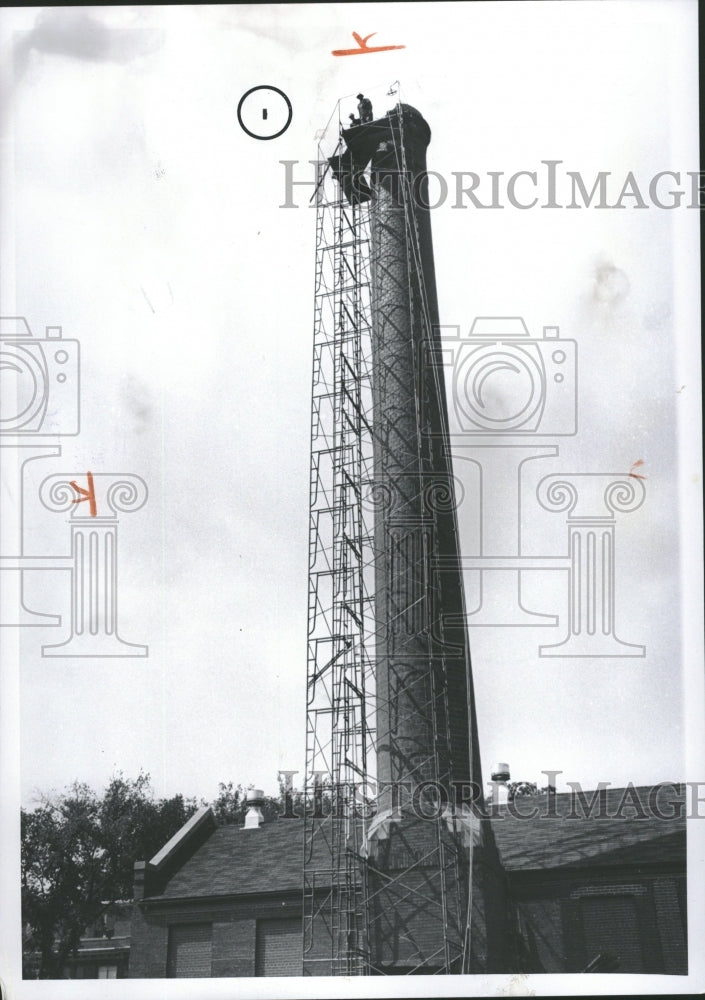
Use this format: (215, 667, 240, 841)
(21, 772, 310, 977)
(508, 781, 540, 799)
(207, 778, 304, 825)
(21, 773, 197, 978)
(486, 781, 550, 804)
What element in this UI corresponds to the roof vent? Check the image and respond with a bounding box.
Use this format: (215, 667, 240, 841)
(243, 788, 265, 829)
(491, 762, 510, 783)
(490, 762, 510, 806)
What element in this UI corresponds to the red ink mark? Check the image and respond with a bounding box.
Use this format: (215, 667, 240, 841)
(332, 31, 405, 56)
(628, 459, 646, 480)
(70, 471, 97, 516)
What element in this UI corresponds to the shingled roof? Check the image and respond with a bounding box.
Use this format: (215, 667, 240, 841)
(140, 785, 685, 902)
(161, 821, 303, 898)
(489, 784, 686, 871)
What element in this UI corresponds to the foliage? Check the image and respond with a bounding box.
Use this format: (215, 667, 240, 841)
(486, 781, 552, 803)
(21, 773, 197, 978)
(21, 772, 309, 977)
(508, 781, 541, 798)
(207, 776, 306, 825)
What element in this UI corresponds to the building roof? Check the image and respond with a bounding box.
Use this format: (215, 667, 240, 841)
(160, 820, 303, 899)
(141, 785, 685, 903)
(489, 785, 685, 872)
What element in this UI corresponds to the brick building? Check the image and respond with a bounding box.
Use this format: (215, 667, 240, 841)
(64, 902, 132, 980)
(128, 783, 687, 977)
(24, 902, 132, 980)
(492, 784, 687, 973)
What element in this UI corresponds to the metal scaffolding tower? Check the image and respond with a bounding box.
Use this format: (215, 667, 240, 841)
(303, 112, 376, 976)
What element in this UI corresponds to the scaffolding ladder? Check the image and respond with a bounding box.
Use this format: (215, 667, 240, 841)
(303, 127, 376, 977)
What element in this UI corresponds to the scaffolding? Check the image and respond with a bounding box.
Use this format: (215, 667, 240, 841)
(302, 110, 376, 976)
(303, 94, 478, 976)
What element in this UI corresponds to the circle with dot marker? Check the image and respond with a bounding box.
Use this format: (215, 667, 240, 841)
(237, 86, 292, 140)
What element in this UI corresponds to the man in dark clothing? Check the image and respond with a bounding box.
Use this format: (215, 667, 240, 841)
(348, 112, 361, 126)
(356, 93, 373, 123)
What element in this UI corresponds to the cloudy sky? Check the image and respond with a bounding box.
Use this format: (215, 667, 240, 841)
(0, 2, 701, 829)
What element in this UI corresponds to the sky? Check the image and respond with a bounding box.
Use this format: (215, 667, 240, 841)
(0, 2, 702, 826)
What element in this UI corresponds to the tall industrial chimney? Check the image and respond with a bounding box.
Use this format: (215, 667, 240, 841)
(307, 99, 514, 975)
(367, 107, 480, 808)
(327, 102, 512, 973)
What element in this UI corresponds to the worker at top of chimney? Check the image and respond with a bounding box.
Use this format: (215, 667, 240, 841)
(357, 93, 373, 123)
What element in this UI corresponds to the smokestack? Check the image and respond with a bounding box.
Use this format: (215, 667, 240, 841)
(368, 105, 479, 810)
(327, 101, 515, 973)
(351, 104, 507, 973)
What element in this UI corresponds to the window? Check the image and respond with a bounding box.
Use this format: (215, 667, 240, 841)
(255, 918, 302, 977)
(564, 883, 667, 973)
(166, 923, 213, 978)
(580, 896, 644, 973)
(97, 965, 118, 979)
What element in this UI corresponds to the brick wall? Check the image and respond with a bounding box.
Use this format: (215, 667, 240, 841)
(128, 902, 168, 978)
(653, 876, 687, 974)
(129, 872, 686, 976)
(211, 919, 256, 977)
(511, 870, 687, 975)
(129, 894, 300, 978)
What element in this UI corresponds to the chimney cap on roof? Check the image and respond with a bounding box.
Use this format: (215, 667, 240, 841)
(243, 788, 265, 829)
(491, 762, 510, 782)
